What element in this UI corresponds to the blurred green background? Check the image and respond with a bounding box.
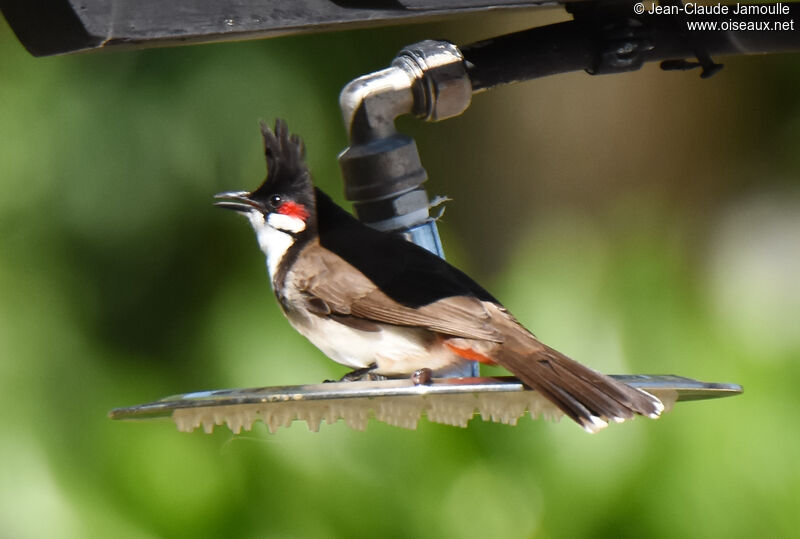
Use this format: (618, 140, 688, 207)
(1, 6, 799, 539)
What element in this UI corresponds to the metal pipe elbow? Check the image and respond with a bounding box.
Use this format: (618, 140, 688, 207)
(339, 65, 416, 144)
(339, 40, 472, 144)
(337, 40, 473, 244)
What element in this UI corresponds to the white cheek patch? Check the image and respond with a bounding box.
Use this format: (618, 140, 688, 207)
(267, 212, 306, 234)
(246, 211, 296, 282)
(246, 211, 266, 228)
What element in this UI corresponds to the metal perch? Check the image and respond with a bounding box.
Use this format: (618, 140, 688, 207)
(109, 375, 742, 434)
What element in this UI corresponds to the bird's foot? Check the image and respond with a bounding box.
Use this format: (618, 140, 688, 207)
(325, 364, 381, 383)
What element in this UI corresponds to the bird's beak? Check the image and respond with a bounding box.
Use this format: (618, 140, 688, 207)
(213, 190, 260, 213)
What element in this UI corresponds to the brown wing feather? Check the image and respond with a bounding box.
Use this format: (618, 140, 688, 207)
(292, 242, 502, 342)
(481, 303, 664, 431)
(351, 291, 502, 342)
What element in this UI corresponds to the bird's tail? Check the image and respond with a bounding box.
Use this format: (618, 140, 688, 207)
(496, 341, 664, 433)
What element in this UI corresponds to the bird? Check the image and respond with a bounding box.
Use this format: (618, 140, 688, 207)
(215, 119, 664, 432)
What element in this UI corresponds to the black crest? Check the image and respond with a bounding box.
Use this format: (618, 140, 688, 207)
(249, 119, 314, 205)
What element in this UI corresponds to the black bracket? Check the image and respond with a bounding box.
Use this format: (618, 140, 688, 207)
(590, 18, 655, 74)
(658, 0, 724, 78)
(462, 2, 798, 92)
(568, 3, 655, 75)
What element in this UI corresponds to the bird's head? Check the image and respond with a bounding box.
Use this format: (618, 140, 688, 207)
(215, 119, 316, 243)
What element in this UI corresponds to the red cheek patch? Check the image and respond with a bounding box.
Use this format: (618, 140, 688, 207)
(277, 201, 309, 221)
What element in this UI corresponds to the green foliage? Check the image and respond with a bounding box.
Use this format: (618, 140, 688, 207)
(1, 13, 799, 539)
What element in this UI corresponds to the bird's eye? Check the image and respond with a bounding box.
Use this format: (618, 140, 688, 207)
(269, 195, 282, 208)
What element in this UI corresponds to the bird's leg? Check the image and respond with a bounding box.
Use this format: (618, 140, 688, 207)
(325, 363, 380, 383)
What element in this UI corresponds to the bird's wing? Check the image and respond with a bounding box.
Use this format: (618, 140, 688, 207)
(292, 242, 503, 342)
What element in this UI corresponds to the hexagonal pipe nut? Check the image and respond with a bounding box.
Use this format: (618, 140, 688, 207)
(393, 40, 472, 122)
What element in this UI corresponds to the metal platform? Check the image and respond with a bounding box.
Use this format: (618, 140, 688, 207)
(109, 375, 742, 434)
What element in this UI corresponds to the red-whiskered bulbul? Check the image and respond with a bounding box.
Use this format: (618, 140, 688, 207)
(215, 120, 663, 432)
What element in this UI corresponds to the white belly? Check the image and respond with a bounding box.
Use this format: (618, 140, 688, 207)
(285, 309, 460, 375)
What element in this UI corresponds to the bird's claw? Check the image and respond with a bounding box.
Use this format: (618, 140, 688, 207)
(325, 364, 380, 383)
